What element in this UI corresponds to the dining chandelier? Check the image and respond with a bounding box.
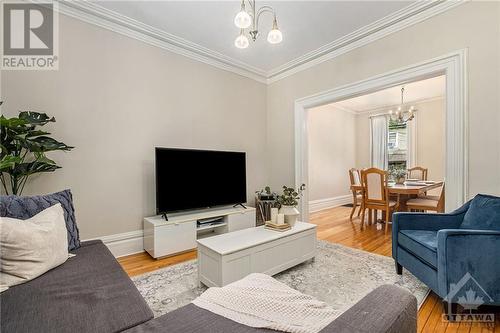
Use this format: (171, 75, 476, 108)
(233, 0, 282, 49)
(388, 87, 416, 124)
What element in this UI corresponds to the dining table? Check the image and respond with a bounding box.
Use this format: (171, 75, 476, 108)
(350, 180, 444, 212)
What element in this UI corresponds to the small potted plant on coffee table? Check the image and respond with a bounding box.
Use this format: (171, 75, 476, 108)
(276, 184, 306, 227)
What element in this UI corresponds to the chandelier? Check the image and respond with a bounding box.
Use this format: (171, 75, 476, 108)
(233, 0, 282, 49)
(388, 87, 416, 124)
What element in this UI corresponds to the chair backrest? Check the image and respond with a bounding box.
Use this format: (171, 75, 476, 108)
(361, 168, 389, 204)
(408, 166, 428, 180)
(436, 183, 445, 212)
(349, 168, 361, 186)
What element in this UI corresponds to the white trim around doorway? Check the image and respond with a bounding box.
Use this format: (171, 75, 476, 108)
(295, 50, 468, 221)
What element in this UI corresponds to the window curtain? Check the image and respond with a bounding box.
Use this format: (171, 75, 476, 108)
(406, 113, 417, 168)
(370, 115, 388, 170)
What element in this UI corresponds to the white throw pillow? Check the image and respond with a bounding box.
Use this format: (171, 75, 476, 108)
(0, 203, 69, 289)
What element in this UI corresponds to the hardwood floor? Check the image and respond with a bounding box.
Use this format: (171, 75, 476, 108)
(119, 206, 498, 332)
(118, 248, 197, 277)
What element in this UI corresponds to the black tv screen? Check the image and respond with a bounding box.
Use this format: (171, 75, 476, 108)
(155, 148, 247, 214)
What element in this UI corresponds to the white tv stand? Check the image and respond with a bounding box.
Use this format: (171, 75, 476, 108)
(143, 206, 256, 259)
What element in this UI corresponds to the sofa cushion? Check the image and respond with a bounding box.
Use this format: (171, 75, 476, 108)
(125, 303, 272, 333)
(0, 240, 153, 333)
(0, 189, 80, 250)
(398, 230, 438, 268)
(126, 285, 417, 333)
(1, 204, 69, 288)
(461, 194, 500, 231)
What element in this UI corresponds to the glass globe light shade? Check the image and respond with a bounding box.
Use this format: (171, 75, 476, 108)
(235, 33, 249, 49)
(267, 28, 282, 44)
(234, 10, 251, 29)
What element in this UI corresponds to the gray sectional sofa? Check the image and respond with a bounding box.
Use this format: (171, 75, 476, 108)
(1, 240, 153, 333)
(1, 238, 418, 333)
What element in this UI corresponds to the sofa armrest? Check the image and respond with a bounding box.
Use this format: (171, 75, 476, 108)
(437, 229, 500, 303)
(320, 285, 417, 333)
(392, 201, 470, 259)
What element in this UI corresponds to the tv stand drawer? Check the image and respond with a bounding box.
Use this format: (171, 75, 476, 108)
(145, 220, 197, 258)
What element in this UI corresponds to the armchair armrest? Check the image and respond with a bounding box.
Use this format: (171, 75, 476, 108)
(436, 229, 500, 303)
(392, 201, 470, 259)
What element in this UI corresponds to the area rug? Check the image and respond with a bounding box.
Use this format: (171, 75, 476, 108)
(133, 240, 429, 317)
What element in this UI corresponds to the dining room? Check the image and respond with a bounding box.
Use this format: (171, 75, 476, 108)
(308, 75, 446, 236)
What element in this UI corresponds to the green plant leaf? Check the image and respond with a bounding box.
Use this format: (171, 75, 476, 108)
(0, 115, 28, 128)
(17, 130, 52, 139)
(0, 155, 22, 172)
(12, 161, 60, 176)
(35, 153, 57, 165)
(23, 136, 74, 152)
(18, 111, 55, 125)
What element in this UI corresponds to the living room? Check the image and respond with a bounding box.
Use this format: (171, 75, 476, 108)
(1, 1, 499, 332)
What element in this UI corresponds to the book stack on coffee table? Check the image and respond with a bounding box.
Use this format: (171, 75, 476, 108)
(265, 221, 291, 232)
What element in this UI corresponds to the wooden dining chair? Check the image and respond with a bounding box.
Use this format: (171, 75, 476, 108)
(407, 183, 445, 213)
(360, 168, 399, 234)
(348, 168, 363, 221)
(407, 166, 428, 180)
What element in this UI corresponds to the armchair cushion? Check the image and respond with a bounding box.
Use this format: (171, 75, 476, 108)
(392, 202, 469, 260)
(461, 194, 500, 231)
(398, 230, 437, 268)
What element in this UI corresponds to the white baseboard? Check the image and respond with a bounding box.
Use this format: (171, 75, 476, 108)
(309, 195, 352, 213)
(84, 230, 144, 258)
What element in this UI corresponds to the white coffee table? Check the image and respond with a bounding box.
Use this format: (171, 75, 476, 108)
(197, 222, 317, 287)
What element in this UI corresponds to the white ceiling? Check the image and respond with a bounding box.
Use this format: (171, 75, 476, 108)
(93, 1, 414, 72)
(334, 75, 446, 113)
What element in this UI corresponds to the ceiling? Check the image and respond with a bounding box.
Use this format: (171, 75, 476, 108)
(334, 75, 446, 113)
(93, 1, 413, 73)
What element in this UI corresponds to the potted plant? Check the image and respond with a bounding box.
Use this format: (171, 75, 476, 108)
(389, 166, 407, 185)
(276, 184, 306, 227)
(0, 103, 74, 195)
(255, 186, 275, 201)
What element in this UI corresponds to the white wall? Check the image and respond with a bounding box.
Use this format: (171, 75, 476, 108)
(1, 14, 268, 239)
(415, 98, 446, 182)
(307, 105, 356, 202)
(266, 2, 500, 200)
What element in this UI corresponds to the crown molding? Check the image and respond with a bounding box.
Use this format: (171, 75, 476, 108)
(51, 0, 268, 83)
(39, 0, 464, 85)
(266, 1, 465, 84)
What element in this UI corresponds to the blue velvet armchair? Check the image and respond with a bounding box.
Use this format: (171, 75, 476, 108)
(392, 194, 500, 307)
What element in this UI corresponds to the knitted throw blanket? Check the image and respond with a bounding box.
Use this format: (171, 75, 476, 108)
(192, 273, 340, 333)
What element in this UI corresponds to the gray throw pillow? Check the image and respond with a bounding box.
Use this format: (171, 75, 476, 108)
(0, 189, 80, 250)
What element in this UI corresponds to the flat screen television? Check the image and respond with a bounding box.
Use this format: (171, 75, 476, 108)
(155, 147, 247, 214)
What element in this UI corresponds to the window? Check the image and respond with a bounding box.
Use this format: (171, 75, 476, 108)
(388, 120, 408, 169)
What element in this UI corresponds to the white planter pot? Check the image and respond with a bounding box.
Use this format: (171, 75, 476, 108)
(279, 205, 300, 227)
